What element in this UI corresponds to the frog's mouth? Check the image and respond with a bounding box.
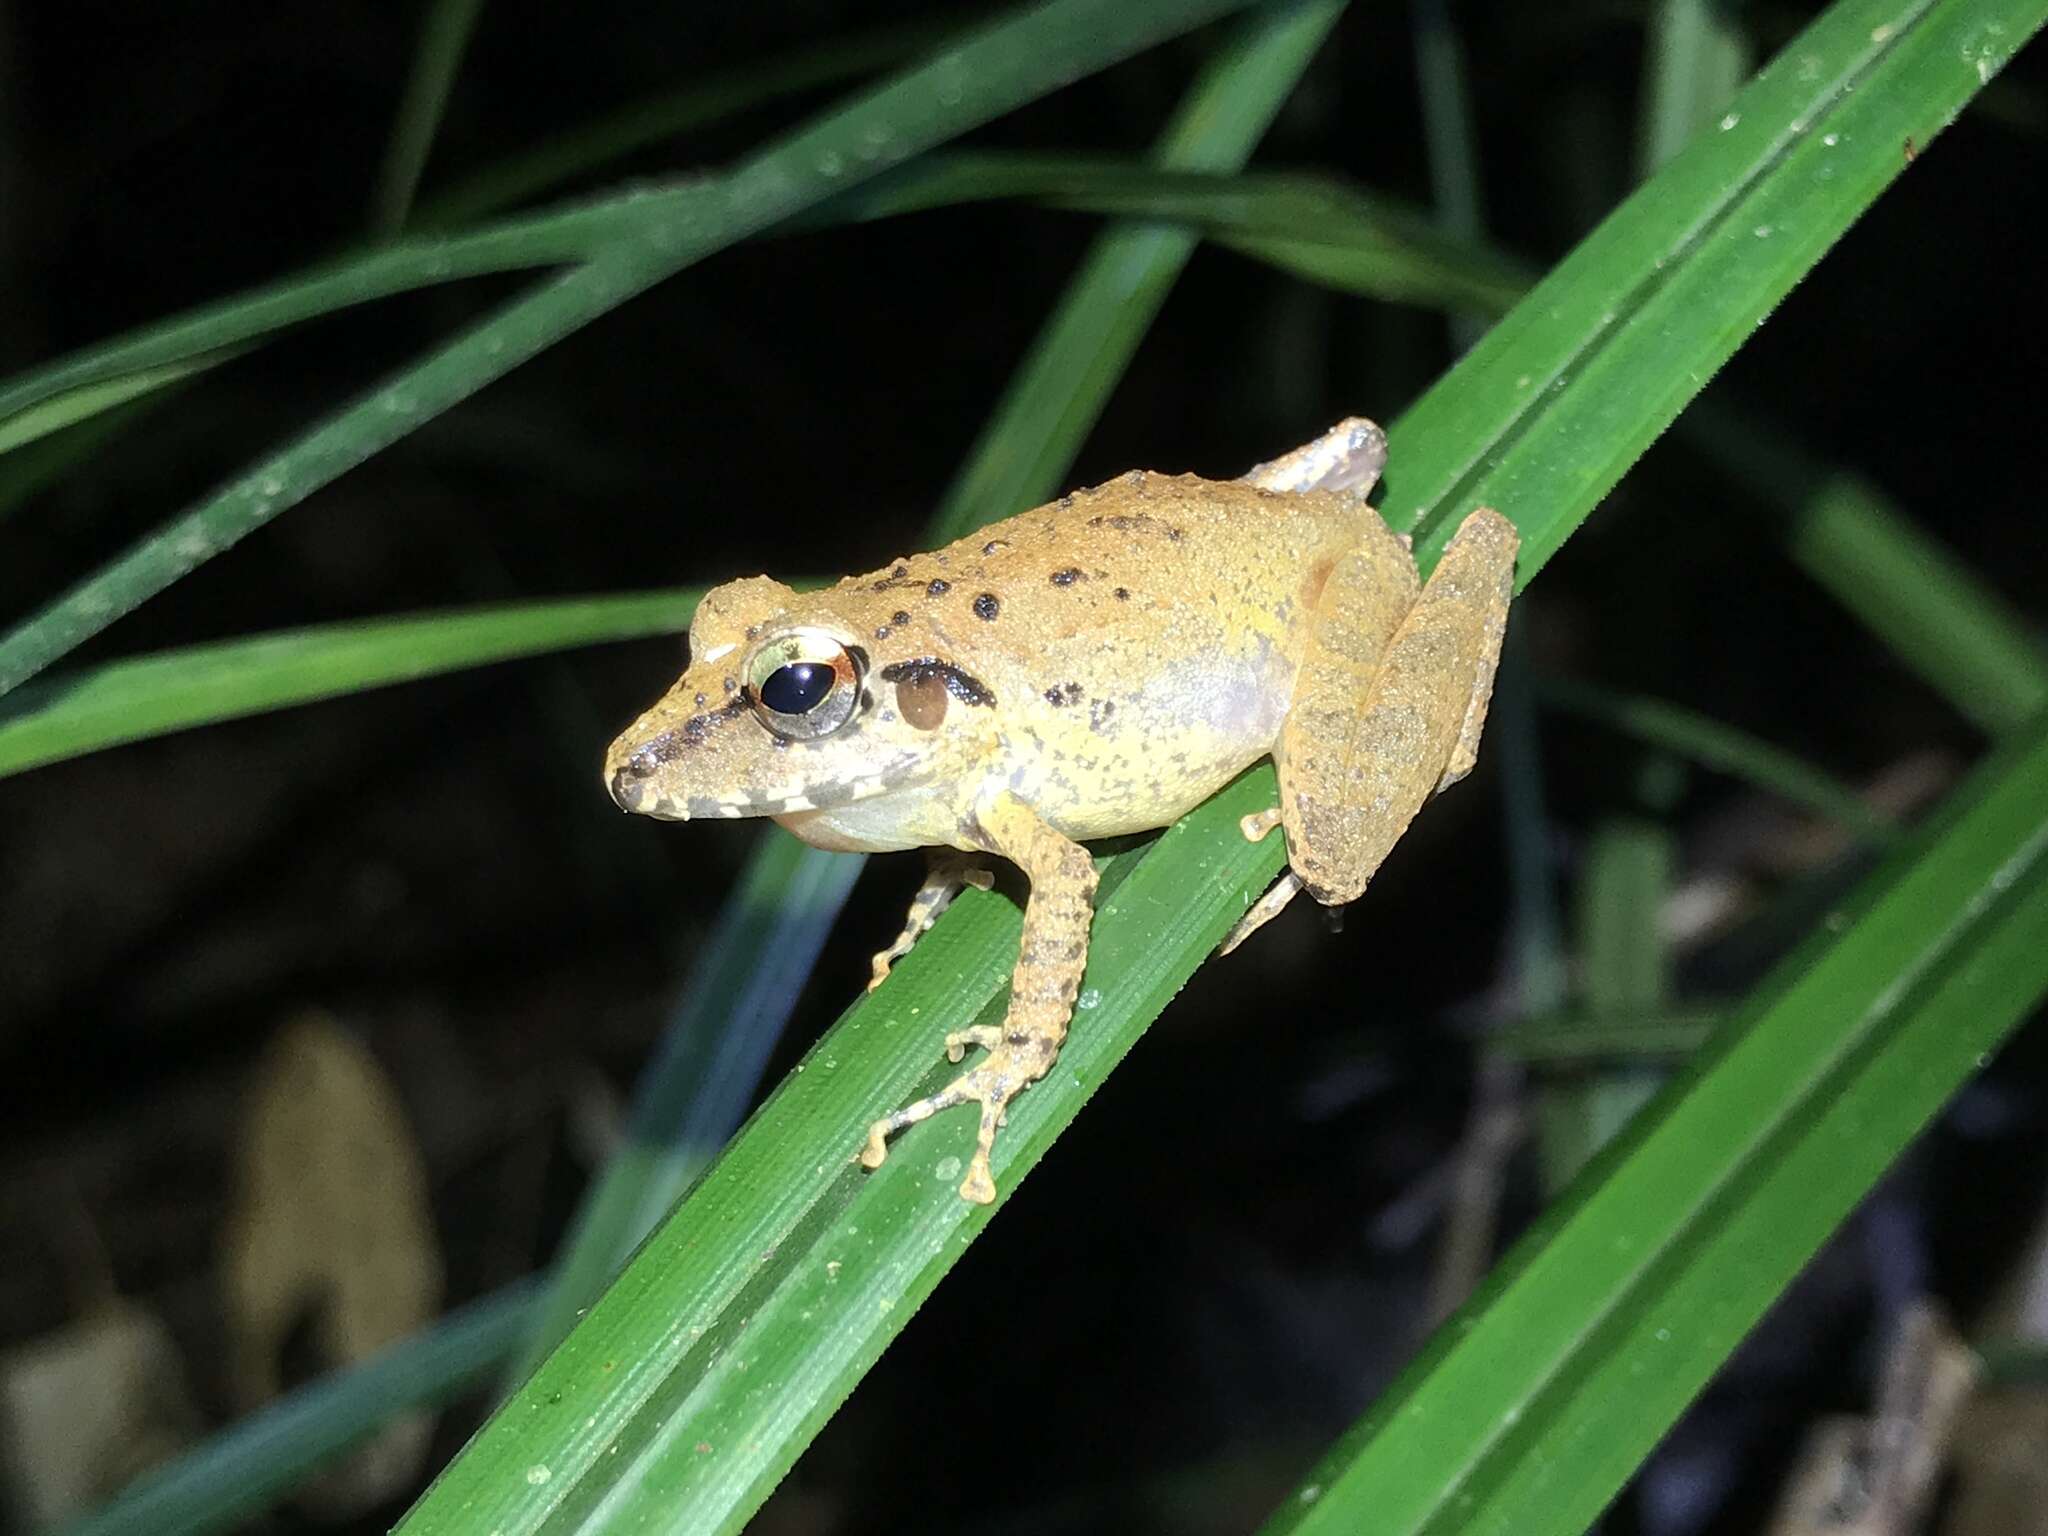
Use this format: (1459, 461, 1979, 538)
(606, 740, 933, 821)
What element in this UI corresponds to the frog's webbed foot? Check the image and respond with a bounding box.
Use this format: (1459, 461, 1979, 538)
(860, 1029, 1060, 1203)
(868, 852, 995, 991)
(859, 792, 1096, 1204)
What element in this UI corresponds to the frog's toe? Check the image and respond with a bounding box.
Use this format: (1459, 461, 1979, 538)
(859, 1121, 892, 1169)
(1239, 806, 1284, 843)
(1220, 870, 1305, 955)
(859, 1080, 968, 1170)
(860, 1035, 1057, 1202)
(944, 1024, 1004, 1063)
(959, 1155, 998, 1205)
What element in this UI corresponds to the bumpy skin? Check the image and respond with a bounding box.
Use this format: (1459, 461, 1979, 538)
(604, 419, 1517, 1203)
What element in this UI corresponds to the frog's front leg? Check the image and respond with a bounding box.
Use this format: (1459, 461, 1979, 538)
(1226, 507, 1518, 950)
(868, 851, 995, 991)
(860, 792, 1097, 1204)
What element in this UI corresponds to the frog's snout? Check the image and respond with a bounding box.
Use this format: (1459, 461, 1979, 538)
(607, 751, 658, 814)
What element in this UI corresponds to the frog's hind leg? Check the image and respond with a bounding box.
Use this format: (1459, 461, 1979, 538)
(1224, 508, 1518, 951)
(869, 851, 995, 991)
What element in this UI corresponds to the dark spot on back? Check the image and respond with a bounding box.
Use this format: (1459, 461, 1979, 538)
(893, 610, 912, 626)
(927, 579, 950, 597)
(1086, 512, 1181, 542)
(973, 593, 1000, 621)
(1049, 567, 1084, 586)
(982, 539, 1009, 556)
(869, 563, 918, 594)
(1113, 587, 1130, 601)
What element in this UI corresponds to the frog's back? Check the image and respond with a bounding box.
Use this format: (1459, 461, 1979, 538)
(935, 469, 1364, 648)
(907, 470, 1369, 839)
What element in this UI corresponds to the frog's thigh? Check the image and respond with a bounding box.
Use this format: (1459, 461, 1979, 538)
(869, 851, 995, 991)
(1278, 507, 1518, 906)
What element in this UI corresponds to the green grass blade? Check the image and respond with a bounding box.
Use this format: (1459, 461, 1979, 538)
(1536, 819, 1674, 1190)
(1263, 711, 2048, 1536)
(1411, 0, 1484, 245)
(371, 0, 487, 233)
(818, 154, 1534, 319)
(55, 1281, 539, 1536)
(1580, 820, 1672, 1016)
(1491, 1010, 1721, 1064)
(0, 0, 1258, 697)
(415, 14, 958, 227)
(0, 590, 702, 779)
(0, 354, 226, 457)
(0, 391, 177, 527)
(1687, 401, 2048, 736)
(1543, 677, 1899, 842)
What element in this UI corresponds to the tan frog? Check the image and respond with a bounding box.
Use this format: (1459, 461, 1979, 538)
(604, 419, 1517, 1203)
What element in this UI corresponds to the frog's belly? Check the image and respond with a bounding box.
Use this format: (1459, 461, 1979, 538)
(1014, 644, 1293, 842)
(783, 643, 1297, 852)
(774, 793, 969, 855)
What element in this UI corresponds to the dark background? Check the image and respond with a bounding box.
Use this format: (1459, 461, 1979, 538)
(2, 3, 2044, 1533)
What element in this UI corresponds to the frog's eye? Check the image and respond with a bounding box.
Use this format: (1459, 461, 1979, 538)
(745, 630, 864, 740)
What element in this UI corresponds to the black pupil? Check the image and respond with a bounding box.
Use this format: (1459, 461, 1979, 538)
(760, 661, 834, 715)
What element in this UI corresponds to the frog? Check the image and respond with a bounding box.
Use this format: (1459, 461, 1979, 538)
(604, 418, 1518, 1204)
